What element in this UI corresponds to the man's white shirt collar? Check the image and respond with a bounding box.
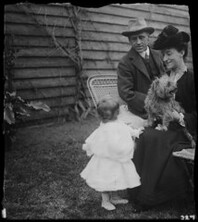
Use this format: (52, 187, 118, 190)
(139, 47, 150, 59)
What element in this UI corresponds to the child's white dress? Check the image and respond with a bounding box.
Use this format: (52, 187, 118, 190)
(80, 120, 141, 192)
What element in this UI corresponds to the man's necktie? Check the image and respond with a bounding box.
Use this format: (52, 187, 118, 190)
(144, 52, 149, 63)
(144, 53, 153, 80)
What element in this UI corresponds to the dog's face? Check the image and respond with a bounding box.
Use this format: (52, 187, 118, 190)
(152, 75, 177, 100)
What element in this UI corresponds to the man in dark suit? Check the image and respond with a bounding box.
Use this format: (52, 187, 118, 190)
(117, 17, 165, 119)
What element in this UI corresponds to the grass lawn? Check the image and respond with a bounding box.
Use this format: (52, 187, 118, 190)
(3, 116, 196, 219)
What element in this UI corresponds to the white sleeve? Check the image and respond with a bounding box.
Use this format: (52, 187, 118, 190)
(129, 127, 143, 139)
(82, 143, 93, 157)
(82, 126, 100, 157)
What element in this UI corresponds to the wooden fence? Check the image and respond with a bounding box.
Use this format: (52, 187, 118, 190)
(4, 3, 192, 125)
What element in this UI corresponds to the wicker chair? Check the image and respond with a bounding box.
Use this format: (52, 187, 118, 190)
(172, 148, 195, 161)
(87, 74, 126, 108)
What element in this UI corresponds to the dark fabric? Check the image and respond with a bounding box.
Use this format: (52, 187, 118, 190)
(174, 70, 197, 136)
(133, 125, 191, 206)
(153, 25, 190, 50)
(131, 69, 197, 207)
(141, 53, 159, 81)
(117, 47, 165, 119)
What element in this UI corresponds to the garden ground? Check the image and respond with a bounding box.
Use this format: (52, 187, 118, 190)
(3, 116, 196, 219)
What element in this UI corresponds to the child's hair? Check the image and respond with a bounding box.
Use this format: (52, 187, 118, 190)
(97, 95, 119, 122)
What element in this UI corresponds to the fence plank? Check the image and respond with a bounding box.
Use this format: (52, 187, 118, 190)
(17, 87, 77, 100)
(13, 67, 76, 79)
(14, 57, 75, 68)
(12, 77, 76, 90)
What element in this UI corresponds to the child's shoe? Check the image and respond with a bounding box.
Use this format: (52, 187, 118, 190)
(101, 201, 116, 210)
(110, 198, 129, 205)
(110, 192, 129, 205)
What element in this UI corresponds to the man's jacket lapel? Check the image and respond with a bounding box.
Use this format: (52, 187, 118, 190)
(128, 48, 151, 80)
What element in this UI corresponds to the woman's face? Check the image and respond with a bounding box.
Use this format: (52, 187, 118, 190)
(162, 48, 184, 71)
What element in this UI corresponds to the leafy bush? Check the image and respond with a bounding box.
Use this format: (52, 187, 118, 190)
(3, 91, 51, 150)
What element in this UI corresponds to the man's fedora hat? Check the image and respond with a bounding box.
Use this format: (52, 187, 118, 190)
(153, 25, 190, 50)
(122, 18, 155, 37)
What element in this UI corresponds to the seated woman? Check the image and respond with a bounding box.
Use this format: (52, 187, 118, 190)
(129, 25, 197, 212)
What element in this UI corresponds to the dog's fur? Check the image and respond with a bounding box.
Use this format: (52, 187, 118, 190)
(145, 74, 195, 148)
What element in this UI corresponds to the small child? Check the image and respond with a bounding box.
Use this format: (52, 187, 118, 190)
(80, 95, 143, 210)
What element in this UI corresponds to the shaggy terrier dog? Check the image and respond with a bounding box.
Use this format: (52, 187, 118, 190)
(145, 74, 195, 148)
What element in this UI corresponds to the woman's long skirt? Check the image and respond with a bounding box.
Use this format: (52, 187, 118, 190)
(132, 123, 193, 207)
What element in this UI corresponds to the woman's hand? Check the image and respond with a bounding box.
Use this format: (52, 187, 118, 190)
(172, 111, 185, 126)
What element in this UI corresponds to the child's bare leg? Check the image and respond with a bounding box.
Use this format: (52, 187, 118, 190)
(110, 191, 129, 205)
(101, 192, 116, 210)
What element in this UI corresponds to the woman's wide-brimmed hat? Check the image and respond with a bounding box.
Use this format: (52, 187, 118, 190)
(122, 18, 155, 37)
(153, 25, 190, 50)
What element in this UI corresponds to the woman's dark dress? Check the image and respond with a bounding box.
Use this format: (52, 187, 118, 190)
(132, 70, 197, 207)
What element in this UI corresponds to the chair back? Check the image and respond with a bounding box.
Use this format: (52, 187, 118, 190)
(87, 74, 126, 107)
